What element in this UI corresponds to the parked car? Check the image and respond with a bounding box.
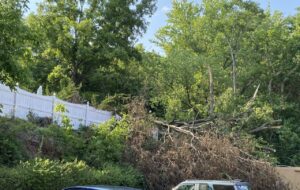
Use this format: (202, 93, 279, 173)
(63, 185, 142, 190)
(172, 180, 251, 190)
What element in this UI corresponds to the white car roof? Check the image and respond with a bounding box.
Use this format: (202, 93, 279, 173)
(180, 180, 248, 186)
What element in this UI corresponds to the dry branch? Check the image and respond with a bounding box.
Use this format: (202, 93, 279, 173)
(125, 118, 289, 190)
(154, 120, 200, 140)
(250, 119, 282, 133)
(125, 99, 289, 190)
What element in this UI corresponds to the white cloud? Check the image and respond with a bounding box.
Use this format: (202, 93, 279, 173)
(162, 6, 171, 13)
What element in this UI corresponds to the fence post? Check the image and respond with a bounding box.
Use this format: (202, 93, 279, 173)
(12, 83, 19, 118)
(85, 101, 89, 126)
(52, 93, 56, 123)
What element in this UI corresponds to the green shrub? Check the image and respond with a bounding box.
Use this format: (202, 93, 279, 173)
(0, 118, 29, 166)
(83, 117, 130, 168)
(94, 164, 144, 188)
(16, 158, 92, 190)
(35, 125, 85, 160)
(0, 116, 135, 167)
(0, 167, 20, 190)
(0, 116, 131, 166)
(0, 116, 142, 188)
(0, 158, 143, 190)
(0, 117, 85, 163)
(0, 135, 24, 166)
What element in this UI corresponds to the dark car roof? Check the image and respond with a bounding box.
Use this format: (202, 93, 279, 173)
(63, 185, 142, 190)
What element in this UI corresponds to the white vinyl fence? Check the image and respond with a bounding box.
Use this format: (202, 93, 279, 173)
(0, 83, 113, 129)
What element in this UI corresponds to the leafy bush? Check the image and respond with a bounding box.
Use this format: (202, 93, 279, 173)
(0, 166, 20, 189)
(0, 117, 142, 189)
(83, 117, 130, 168)
(93, 164, 144, 188)
(16, 158, 91, 190)
(0, 117, 85, 163)
(0, 134, 24, 166)
(35, 125, 85, 160)
(0, 158, 143, 190)
(0, 118, 29, 166)
(0, 116, 132, 167)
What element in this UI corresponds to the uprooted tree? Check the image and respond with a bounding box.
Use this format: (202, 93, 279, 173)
(123, 99, 290, 190)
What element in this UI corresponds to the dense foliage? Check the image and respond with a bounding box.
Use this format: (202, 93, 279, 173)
(0, 0, 300, 188)
(151, 0, 300, 166)
(24, 0, 156, 100)
(0, 117, 142, 189)
(0, 117, 129, 167)
(0, 158, 143, 190)
(0, 0, 28, 87)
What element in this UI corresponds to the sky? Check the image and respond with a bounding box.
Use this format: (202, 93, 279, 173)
(27, 0, 300, 53)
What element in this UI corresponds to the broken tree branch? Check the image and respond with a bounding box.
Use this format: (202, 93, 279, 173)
(245, 83, 260, 107)
(154, 120, 200, 140)
(250, 119, 282, 133)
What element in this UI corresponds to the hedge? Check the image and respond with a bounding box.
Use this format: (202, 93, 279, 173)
(0, 158, 143, 190)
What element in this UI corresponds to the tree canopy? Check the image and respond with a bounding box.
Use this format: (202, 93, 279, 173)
(0, 0, 28, 87)
(25, 0, 156, 98)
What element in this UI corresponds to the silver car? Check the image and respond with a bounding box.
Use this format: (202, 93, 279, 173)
(172, 180, 251, 190)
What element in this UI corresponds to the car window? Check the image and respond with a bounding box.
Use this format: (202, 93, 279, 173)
(177, 184, 196, 190)
(212, 185, 235, 190)
(199, 184, 210, 190)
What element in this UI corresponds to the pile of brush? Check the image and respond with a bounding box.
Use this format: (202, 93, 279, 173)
(123, 99, 290, 190)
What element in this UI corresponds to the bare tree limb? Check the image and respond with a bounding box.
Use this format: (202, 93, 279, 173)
(250, 119, 282, 133)
(154, 120, 200, 140)
(245, 84, 260, 110)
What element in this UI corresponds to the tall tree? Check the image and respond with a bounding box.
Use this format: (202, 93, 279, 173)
(26, 0, 156, 94)
(155, 0, 300, 166)
(0, 0, 28, 87)
(157, 0, 264, 96)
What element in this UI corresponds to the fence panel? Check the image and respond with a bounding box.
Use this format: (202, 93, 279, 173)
(0, 84, 14, 116)
(15, 88, 53, 119)
(0, 83, 113, 128)
(55, 99, 87, 129)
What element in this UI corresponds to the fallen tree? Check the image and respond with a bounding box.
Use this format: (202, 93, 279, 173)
(123, 99, 290, 190)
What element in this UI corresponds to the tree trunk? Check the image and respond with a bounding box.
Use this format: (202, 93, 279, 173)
(71, 27, 81, 86)
(268, 79, 272, 96)
(207, 65, 214, 116)
(229, 47, 237, 95)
